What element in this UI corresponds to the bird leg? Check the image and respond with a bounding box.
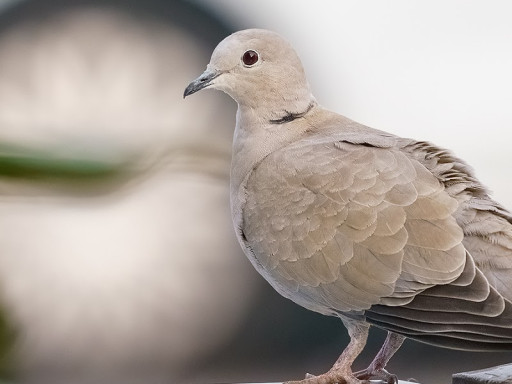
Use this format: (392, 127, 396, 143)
(286, 319, 370, 384)
(354, 331, 405, 384)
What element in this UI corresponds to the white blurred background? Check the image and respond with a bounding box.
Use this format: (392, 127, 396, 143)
(0, 1, 510, 384)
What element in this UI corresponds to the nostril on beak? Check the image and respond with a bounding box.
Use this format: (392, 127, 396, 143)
(183, 69, 221, 98)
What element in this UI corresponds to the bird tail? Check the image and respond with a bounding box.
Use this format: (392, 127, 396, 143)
(365, 253, 512, 351)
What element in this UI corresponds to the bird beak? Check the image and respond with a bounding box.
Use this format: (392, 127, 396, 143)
(183, 68, 221, 98)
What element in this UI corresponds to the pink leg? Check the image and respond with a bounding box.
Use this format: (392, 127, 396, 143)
(354, 331, 405, 384)
(286, 319, 370, 384)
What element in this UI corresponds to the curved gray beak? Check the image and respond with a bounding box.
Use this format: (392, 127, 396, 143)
(183, 68, 221, 98)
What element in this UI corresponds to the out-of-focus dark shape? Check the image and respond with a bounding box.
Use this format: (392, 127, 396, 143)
(453, 363, 512, 384)
(0, 1, 262, 383)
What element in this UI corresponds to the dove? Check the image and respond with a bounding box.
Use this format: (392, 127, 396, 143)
(184, 29, 512, 384)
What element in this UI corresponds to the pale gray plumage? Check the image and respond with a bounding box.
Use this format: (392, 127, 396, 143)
(184, 29, 512, 383)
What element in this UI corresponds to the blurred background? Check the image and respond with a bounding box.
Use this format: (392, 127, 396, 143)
(0, 1, 510, 384)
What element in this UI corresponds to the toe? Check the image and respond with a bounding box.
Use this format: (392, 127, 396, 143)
(285, 370, 358, 384)
(354, 368, 370, 381)
(354, 367, 398, 384)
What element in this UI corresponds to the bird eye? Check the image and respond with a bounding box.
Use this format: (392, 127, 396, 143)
(242, 50, 259, 66)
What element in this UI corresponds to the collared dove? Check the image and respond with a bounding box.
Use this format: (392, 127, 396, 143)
(184, 29, 512, 384)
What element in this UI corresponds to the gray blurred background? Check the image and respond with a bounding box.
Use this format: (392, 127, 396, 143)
(0, 1, 510, 384)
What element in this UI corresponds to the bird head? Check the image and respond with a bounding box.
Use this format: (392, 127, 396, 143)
(184, 29, 315, 114)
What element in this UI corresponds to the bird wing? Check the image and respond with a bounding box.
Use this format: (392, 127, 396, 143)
(364, 140, 512, 351)
(401, 140, 512, 301)
(243, 137, 468, 314)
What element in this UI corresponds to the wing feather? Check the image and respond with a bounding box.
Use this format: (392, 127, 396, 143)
(242, 134, 512, 350)
(244, 140, 467, 312)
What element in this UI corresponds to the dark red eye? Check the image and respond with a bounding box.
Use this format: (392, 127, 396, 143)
(242, 50, 259, 66)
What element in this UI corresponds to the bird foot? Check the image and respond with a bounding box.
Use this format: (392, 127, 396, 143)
(285, 369, 369, 384)
(354, 367, 398, 384)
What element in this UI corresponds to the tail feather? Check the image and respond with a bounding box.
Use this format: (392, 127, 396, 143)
(366, 253, 512, 351)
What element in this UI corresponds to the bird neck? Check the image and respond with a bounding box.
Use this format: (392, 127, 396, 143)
(232, 76, 316, 125)
(229, 101, 318, 224)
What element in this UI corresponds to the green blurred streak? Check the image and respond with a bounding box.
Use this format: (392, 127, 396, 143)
(0, 143, 129, 181)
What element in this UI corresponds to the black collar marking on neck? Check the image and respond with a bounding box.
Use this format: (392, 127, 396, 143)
(269, 102, 316, 125)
